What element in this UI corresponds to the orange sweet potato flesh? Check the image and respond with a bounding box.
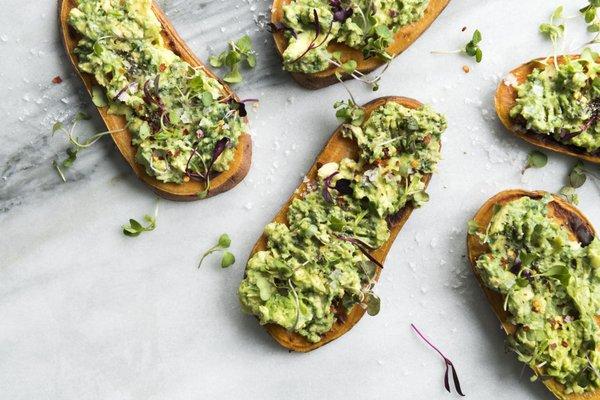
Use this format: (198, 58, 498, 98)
(495, 56, 600, 165)
(59, 0, 252, 200)
(271, 0, 451, 89)
(246, 96, 435, 351)
(467, 189, 599, 400)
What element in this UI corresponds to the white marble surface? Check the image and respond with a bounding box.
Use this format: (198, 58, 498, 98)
(1, 0, 600, 398)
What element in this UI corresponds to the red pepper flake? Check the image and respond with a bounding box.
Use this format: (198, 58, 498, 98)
(461, 26, 467, 32)
(52, 75, 63, 84)
(159, 64, 167, 72)
(561, 340, 569, 348)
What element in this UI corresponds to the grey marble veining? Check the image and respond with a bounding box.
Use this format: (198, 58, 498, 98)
(1, 0, 599, 399)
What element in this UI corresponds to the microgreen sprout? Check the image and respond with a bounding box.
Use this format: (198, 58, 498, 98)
(581, 1, 600, 45)
(411, 323, 465, 396)
(337, 235, 382, 270)
(431, 29, 483, 63)
(209, 35, 256, 84)
(539, 6, 565, 68)
(288, 279, 301, 329)
(283, 5, 390, 91)
(288, 9, 332, 65)
(51, 112, 126, 181)
(189, 136, 231, 199)
(334, 98, 365, 127)
(523, 150, 548, 173)
(266, 22, 297, 38)
(357, 261, 381, 316)
(570, 160, 588, 188)
(329, 54, 390, 91)
(198, 233, 236, 268)
(559, 185, 580, 205)
(122, 203, 158, 237)
(560, 160, 600, 202)
(570, 160, 600, 189)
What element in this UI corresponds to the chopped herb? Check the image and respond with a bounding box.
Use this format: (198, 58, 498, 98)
(122, 204, 158, 237)
(209, 35, 256, 84)
(411, 324, 465, 396)
(198, 233, 236, 268)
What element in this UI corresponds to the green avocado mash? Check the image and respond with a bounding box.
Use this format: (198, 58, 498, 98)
(279, 0, 429, 73)
(238, 101, 446, 343)
(473, 195, 600, 394)
(510, 49, 600, 154)
(69, 0, 247, 184)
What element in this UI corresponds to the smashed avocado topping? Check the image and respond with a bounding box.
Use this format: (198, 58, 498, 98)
(279, 0, 429, 73)
(238, 101, 446, 343)
(69, 0, 247, 184)
(510, 49, 600, 154)
(474, 196, 600, 394)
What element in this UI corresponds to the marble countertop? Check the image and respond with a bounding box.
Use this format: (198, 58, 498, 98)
(1, 0, 599, 398)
